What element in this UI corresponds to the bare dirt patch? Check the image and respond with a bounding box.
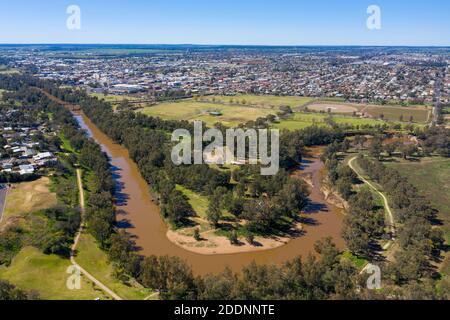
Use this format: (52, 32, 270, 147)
(166, 224, 297, 255)
(307, 103, 358, 113)
(2, 177, 57, 223)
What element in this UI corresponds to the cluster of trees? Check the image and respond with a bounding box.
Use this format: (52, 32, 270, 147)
(322, 141, 385, 257)
(134, 236, 448, 300)
(357, 157, 444, 283)
(322, 141, 357, 201)
(417, 126, 450, 157)
(341, 189, 385, 257)
(0, 280, 39, 300)
(54, 108, 116, 249)
(0, 172, 37, 184)
(229, 168, 309, 234)
(97, 236, 372, 300)
(368, 135, 419, 161)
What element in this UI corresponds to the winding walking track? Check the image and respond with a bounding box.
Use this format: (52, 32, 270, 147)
(348, 156, 396, 259)
(71, 168, 123, 300)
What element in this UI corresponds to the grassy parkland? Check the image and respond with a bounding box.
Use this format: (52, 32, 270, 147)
(135, 94, 431, 129)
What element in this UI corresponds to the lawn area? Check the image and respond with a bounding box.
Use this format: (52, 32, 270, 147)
(363, 105, 430, 123)
(305, 101, 430, 123)
(0, 246, 107, 300)
(176, 185, 209, 219)
(386, 157, 450, 231)
(58, 132, 77, 154)
(1, 178, 57, 224)
(273, 112, 384, 130)
(75, 233, 155, 300)
(342, 250, 368, 269)
(90, 93, 136, 103)
(203, 94, 314, 109)
(137, 99, 276, 127)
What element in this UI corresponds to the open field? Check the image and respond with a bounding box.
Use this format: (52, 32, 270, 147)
(273, 112, 385, 130)
(202, 95, 314, 109)
(386, 157, 450, 231)
(137, 100, 276, 127)
(0, 246, 108, 300)
(362, 105, 430, 123)
(137, 95, 430, 128)
(386, 157, 450, 274)
(90, 93, 139, 103)
(306, 101, 431, 123)
(307, 103, 358, 113)
(75, 233, 154, 300)
(1, 178, 57, 223)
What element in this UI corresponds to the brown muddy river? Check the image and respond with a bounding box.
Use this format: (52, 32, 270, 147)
(74, 112, 344, 275)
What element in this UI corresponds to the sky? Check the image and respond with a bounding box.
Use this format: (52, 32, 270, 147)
(0, 0, 449, 46)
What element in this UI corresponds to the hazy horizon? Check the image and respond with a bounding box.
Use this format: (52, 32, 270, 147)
(0, 0, 449, 46)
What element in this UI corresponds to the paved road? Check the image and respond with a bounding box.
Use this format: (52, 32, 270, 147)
(0, 185, 8, 223)
(70, 169, 123, 300)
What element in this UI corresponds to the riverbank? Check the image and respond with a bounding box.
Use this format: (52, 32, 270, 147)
(166, 224, 297, 255)
(74, 111, 345, 274)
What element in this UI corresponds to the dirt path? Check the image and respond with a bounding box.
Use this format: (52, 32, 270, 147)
(348, 157, 396, 251)
(0, 186, 8, 224)
(70, 168, 123, 300)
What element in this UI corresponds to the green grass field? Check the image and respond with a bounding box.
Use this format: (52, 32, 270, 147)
(341, 250, 368, 268)
(305, 101, 430, 123)
(137, 94, 430, 128)
(386, 157, 450, 230)
(90, 93, 137, 103)
(386, 157, 450, 274)
(138, 100, 276, 127)
(58, 132, 77, 154)
(0, 247, 108, 300)
(273, 112, 384, 130)
(363, 105, 430, 123)
(75, 233, 155, 300)
(202, 95, 314, 108)
(176, 185, 209, 219)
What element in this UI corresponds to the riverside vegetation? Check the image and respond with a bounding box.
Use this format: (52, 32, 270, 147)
(1, 73, 449, 300)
